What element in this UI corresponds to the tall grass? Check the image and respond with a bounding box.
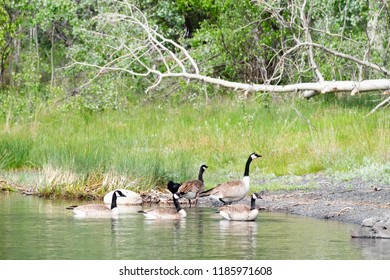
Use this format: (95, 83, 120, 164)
(0, 96, 388, 197)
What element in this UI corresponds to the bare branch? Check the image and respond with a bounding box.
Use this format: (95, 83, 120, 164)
(301, 42, 390, 76)
(68, 0, 390, 111)
(366, 95, 390, 116)
(300, 0, 324, 82)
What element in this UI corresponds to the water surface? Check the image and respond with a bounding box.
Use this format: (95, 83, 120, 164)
(1, 192, 389, 260)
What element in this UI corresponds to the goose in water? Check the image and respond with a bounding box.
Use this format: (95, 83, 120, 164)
(138, 194, 186, 219)
(217, 193, 261, 221)
(200, 152, 261, 205)
(176, 164, 208, 207)
(66, 190, 126, 218)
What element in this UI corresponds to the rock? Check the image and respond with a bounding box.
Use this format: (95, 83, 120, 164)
(103, 189, 142, 205)
(351, 216, 390, 239)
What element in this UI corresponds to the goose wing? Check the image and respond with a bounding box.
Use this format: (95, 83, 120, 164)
(214, 180, 246, 196)
(218, 204, 253, 220)
(74, 204, 110, 212)
(138, 208, 181, 219)
(178, 180, 204, 198)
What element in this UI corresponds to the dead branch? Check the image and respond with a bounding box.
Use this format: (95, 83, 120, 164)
(68, 0, 390, 111)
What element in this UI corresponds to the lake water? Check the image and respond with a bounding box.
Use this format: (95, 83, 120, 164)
(1, 192, 389, 260)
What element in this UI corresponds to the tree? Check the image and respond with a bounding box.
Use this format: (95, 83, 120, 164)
(68, 0, 390, 112)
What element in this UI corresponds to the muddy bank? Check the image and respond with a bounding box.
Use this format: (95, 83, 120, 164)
(252, 174, 390, 225)
(195, 174, 390, 238)
(243, 174, 390, 238)
(153, 173, 389, 225)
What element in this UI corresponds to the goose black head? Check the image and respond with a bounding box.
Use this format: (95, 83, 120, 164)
(252, 193, 262, 199)
(114, 190, 127, 197)
(250, 152, 262, 159)
(167, 180, 181, 194)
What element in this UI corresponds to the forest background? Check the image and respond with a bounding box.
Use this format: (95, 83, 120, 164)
(0, 0, 389, 198)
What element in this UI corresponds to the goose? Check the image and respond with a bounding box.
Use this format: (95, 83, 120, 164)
(176, 164, 208, 207)
(200, 152, 261, 205)
(103, 189, 142, 205)
(217, 193, 261, 221)
(66, 190, 126, 218)
(138, 194, 186, 219)
(167, 180, 181, 194)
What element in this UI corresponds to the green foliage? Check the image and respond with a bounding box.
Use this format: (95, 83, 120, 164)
(1, 0, 389, 108)
(135, 0, 186, 41)
(187, 0, 282, 83)
(0, 96, 388, 196)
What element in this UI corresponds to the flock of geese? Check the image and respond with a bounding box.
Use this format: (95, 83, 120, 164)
(67, 152, 262, 221)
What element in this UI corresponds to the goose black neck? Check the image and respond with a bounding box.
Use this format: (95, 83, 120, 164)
(250, 195, 256, 210)
(198, 167, 205, 181)
(244, 156, 253, 177)
(173, 195, 182, 212)
(111, 192, 118, 210)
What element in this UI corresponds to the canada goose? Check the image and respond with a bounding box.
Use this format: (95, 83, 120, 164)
(217, 193, 261, 221)
(176, 164, 208, 207)
(66, 190, 126, 218)
(167, 180, 181, 194)
(200, 152, 261, 205)
(103, 189, 142, 205)
(138, 194, 186, 219)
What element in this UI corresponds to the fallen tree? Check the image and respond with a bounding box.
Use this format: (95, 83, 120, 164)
(68, 0, 390, 112)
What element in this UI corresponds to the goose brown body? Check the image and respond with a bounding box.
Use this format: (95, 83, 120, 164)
(176, 164, 208, 207)
(218, 193, 260, 221)
(200, 153, 261, 205)
(67, 190, 126, 218)
(138, 194, 186, 219)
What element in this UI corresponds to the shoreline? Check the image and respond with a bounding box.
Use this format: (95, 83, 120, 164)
(2, 173, 390, 237)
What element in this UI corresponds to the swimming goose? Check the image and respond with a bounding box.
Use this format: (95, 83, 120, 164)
(66, 190, 126, 218)
(200, 152, 261, 205)
(217, 193, 261, 221)
(176, 164, 208, 207)
(138, 194, 186, 219)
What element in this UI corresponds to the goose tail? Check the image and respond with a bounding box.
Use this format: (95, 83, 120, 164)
(66, 205, 78, 210)
(199, 186, 218, 197)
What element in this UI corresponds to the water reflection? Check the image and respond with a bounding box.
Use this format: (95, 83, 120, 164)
(350, 238, 390, 259)
(217, 220, 258, 259)
(1, 192, 389, 260)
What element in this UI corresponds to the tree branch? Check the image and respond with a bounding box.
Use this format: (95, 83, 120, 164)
(68, 0, 390, 110)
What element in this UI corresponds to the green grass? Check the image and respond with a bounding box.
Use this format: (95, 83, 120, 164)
(0, 96, 389, 198)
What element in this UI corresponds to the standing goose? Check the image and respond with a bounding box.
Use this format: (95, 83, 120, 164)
(176, 164, 208, 207)
(200, 152, 261, 205)
(66, 190, 126, 218)
(138, 194, 186, 220)
(167, 180, 181, 195)
(217, 193, 261, 221)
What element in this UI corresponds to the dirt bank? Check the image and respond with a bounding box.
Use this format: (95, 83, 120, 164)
(255, 174, 390, 224)
(159, 174, 389, 226)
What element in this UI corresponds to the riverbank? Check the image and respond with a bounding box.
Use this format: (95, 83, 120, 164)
(197, 173, 390, 238)
(2, 171, 390, 238)
(2, 172, 389, 225)
(254, 174, 390, 225)
(144, 172, 390, 227)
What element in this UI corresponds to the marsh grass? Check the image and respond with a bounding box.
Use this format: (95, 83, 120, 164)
(0, 96, 388, 198)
